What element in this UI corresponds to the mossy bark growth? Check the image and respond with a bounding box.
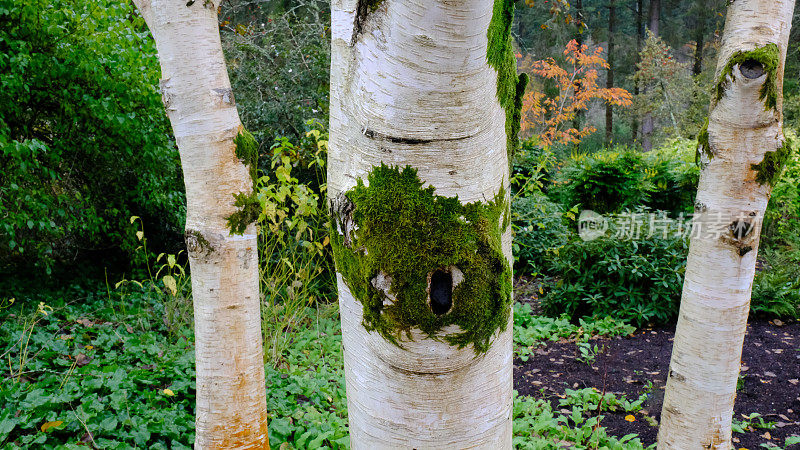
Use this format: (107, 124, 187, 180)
(234, 128, 259, 185)
(331, 165, 512, 354)
(487, 0, 528, 161)
(226, 128, 261, 234)
(714, 43, 780, 111)
(752, 136, 792, 187)
(695, 117, 711, 163)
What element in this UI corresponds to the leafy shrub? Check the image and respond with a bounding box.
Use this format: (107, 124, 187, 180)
(761, 130, 800, 248)
(512, 193, 573, 274)
(553, 149, 650, 214)
(643, 138, 699, 215)
(0, 0, 184, 273)
(255, 124, 336, 364)
(540, 214, 689, 327)
(551, 140, 698, 216)
(751, 248, 800, 319)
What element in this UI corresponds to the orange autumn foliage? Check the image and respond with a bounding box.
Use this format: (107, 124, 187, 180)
(519, 40, 632, 148)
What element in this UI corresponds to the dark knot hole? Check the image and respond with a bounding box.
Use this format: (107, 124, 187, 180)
(740, 59, 765, 80)
(429, 270, 453, 316)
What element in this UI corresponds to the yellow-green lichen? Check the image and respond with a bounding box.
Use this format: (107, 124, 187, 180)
(488, 0, 528, 162)
(331, 164, 512, 354)
(714, 43, 780, 111)
(752, 136, 792, 187)
(226, 129, 261, 235)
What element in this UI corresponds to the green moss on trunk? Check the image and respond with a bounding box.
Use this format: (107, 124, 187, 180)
(234, 128, 259, 185)
(752, 136, 792, 187)
(226, 128, 261, 235)
(714, 43, 780, 111)
(331, 165, 512, 354)
(695, 116, 711, 164)
(488, 0, 528, 162)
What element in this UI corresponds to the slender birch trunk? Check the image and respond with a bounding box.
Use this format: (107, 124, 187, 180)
(328, 0, 525, 447)
(657, 1, 794, 448)
(132, 1, 269, 448)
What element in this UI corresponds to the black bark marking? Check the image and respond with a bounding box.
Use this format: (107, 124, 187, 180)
(729, 220, 753, 240)
(362, 127, 472, 145)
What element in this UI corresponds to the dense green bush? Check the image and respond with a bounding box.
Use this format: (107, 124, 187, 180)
(753, 132, 800, 319)
(512, 192, 572, 274)
(539, 214, 689, 326)
(553, 149, 650, 214)
(551, 139, 698, 216)
(761, 131, 800, 248)
(751, 253, 800, 319)
(0, 0, 184, 273)
(517, 135, 797, 324)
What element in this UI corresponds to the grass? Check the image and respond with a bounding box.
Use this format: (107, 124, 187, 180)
(1, 275, 651, 449)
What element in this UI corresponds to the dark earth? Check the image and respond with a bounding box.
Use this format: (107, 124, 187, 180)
(512, 279, 800, 449)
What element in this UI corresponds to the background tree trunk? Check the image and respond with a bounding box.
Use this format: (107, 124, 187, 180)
(605, 0, 616, 146)
(657, 0, 795, 448)
(131, 1, 270, 448)
(328, 0, 519, 447)
(574, 0, 585, 133)
(632, 0, 643, 143)
(692, 0, 707, 76)
(648, 0, 660, 36)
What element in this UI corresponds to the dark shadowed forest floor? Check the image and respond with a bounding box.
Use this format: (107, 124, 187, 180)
(512, 279, 800, 448)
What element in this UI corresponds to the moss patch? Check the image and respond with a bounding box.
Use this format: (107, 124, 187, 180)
(185, 229, 213, 255)
(365, 0, 383, 12)
(227, 128, 261, 235)
(714, 43, 780, 111)
(695, 116, 711, 164)
(487, 0, 528, 162)
(234, 128, 259, 185)
(752, 136, 792, 187)
(331, 164, 512, 353)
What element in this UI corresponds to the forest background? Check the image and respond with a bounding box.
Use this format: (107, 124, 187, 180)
(1, 0, 800, 447)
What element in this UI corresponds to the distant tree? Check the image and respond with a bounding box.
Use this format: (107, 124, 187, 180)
(519, 40, 632, 148)
(631, 31, 694, 143)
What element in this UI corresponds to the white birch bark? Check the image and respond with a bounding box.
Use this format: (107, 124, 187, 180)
(131, 1, 270, 448)
(329, 0, 514, 448)
(657, 1, 794, 448)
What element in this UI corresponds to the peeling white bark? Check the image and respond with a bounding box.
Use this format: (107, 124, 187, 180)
(329, 0, 513, 448)
(657, 1, 794, 448)
(131, 1, 269, 448)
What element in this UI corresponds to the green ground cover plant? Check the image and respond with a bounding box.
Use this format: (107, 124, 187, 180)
(0, 277, 652, 449)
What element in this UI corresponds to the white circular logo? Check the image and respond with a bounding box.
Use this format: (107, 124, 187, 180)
(578, 210, 608, 241)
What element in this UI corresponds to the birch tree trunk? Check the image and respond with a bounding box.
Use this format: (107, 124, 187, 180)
(132, 1, 270, 448)
(328, 0, 525, 448)
(657, 1, 794, 448)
